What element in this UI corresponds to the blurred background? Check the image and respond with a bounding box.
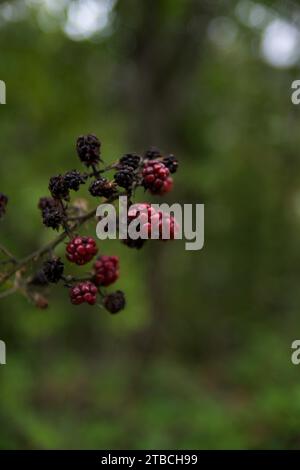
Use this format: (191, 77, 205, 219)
(0, 0, 300, 450)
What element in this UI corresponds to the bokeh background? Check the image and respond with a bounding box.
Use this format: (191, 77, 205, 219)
(1, 0, 300, 449)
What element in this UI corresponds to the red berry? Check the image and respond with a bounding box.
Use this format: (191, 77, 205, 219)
(66, 236, 98, 265)
(70, 281, 98, 305)
(127, 203, 179, 240)
(93, 255, 119, 287)
(142, 161, 172, 195)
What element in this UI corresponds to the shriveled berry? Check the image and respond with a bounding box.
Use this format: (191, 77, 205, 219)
(38, 197, 57, 211)
(49, 175, 69, 200)
(114, 166, 135, 189)
(144, 147, 162, 160)
(93, 255, 119, 287)
(118, 153, 141, 170)
(70, 281, 98, 305)
(42, 206, 63, 230)
(89, 178, 117, 199)
(104, 290, 125, 314)
(66, 236, 98, 265)
(0, 193, 8, 219)
(64, 170, 86, 191)
(163, 154, 178, 174)
(76, 134, 101, 167)
(42, 257, 64, 283)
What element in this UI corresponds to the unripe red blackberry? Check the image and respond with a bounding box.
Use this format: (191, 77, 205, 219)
(89, 177, 117, 199)
(49, 175, 69, 200)
(64, 170, 86, 191)
(158, 176, 173, 195)
(66, 236, 98, 265)
(114, 166, 135, 189)
(42, 257, 64, 284)
(163, 154, 178, 174)
(0, 193, 8, 219)
(144, 147, 162, 160)
(127, 203, 178, 240)
(118, 153, 141, 170)
(70, 281, 98, 305)
(76, 134, 101, 167)
(104, 290, 125, 314)
(93, 255, 119, 287)
(142, 161, 171, 195)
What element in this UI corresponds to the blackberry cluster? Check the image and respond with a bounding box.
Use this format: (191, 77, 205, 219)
(76, 134, 101, 167)
(89, 177, 117, 199)
(93, 255, 119, 287)
(42, 257, 64, 284)
(26, 134, 179, 313)
(70, 281, 98, 305)
(104, 290, 125, 314)
(0, 193, 8, 219)
(66, 236, 98, 265)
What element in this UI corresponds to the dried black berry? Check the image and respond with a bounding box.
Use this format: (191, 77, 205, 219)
(89, 178, 118, 199)
(42, 257, 64, 283)
(114, 166, 135, 189)
(0, 193, 8, 219)
(49, 175, 69, 200)
(144, 147, 162, 160)
(64, 170, 86, 191)
(104, 290, 126, 314)
(76, 134, 101, 167)
(38, 197, 57, 211)
(118, 153, 141, 170)
(42, 206, 63, 230)
(163, 154, 178, 174)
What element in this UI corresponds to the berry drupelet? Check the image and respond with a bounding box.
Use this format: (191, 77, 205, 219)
(114, 166, 135, 189)
(104, 290, 125, 314)
(142, 160, 172, 195)
(0, 193, 8, 219)
(49, 175, 69, 200)
(89, 177, 117, 199)
(64, 170, 86, 191)
(70, 281, 98, 305)
(42, 257, 64, 284)
(93, 255, 119, 287)
(66, 236, 98, 265)
(76, 134, 101, 167)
